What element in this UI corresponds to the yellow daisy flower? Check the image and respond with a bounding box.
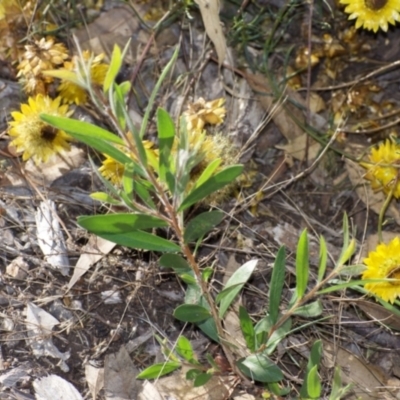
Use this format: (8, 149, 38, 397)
(361, 140, 400, 198)
(57, 51, 109, 105)
(340, 0, 400, 32)
(363, 237, 400, 303)
(99, 140, 159, 185)
(183, 97, 226, 134)
(8, 94, 73, 164)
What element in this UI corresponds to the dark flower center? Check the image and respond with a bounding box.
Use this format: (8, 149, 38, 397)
(387, 265, 400, 284)
(40, 125, 58, 142)
(365, 0, 387, 10)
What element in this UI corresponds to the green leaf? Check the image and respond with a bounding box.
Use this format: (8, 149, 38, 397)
(217, 259, 258, 318)
(194, 373, 213, 387)
(176, 336, 196, 363)
(185, 283, 201, 305)
(292, 300, 323, 318)
(157, 107, 175, 153)
(186, 368, 202, 380)
(295, 229, 309, 300)
(336, 213, 355, 267)
(269, 246, 286, 324)
(159, 254, 192, 275)
(300, 340, 323, 398)
(78, 213, 167, 232)
(136, 361, 181, 379)
(81, 229, 181, 252)
(140, 47, 179, 138)
(337, 238, 356, 267)
(267, 382, 291, 396)
(178, 165, 244, 211)
(40, 114, 123, 144)
(194, 158, 222, 189)
(265, 317, 292, 355)
(197, 297, 219, 342)
(239, 306, 256, 352)
(254, 316, 271, 348)
(158, 108, 176, 186)
(317, 235, 328, 282)
(174, 304, 211, 323)
(103, 44, 122, 93)
(90, 192, 121, 205)
(133, 178, 157, 210)
(184, 211, 224, 243)
(237, 354, 283, 383)
(329, 367, 353, 400)
(307, 365, 322, 398)
(202, 267, 213, 282)
(180, 273, 197, 285)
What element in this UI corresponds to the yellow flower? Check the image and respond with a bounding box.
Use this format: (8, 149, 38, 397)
(363, 237, 400, 303)
(99, 140, 159, 185)
(361, 140, 400, 198)
(17, 37, 69, 94)
(98, 155, 125, 185)
(183, 97, 226, 133)
(57, 51, 109, 104)
(8, 94, 72, 164)
(340, 0, 400, 32)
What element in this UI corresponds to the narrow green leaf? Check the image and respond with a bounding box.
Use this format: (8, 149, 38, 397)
(180, 273, 197, 285)
(174, 304, 211, 323)
(237, 354, 283, 383)
(78, 213, 167, 232)
(186, 368, 202, 380)
(40, 114, 123, 144)
(185, 283, 202, 305)
(112, 83, 127, 130)
(300, 339, 323, 398)
(310, 340, 322, 366)
(239, 306, 256, 352)
(158, 108, 175, 186)
(197, 297, 219, 342)
(307, 365, 322, 398)
(295, 229, 309, 300)
(159, 254, 192, 275)
(292, 300, 323, 318)
(265, 318, 292, 355)
(202, 267, 213, 282)
(267, 382, 291, 396)
(317, 235, 328, 282)
(136, 361, 181, 379)
(269, 246, 286, 324)
(176, 336, 196, 363)
(337, 238, 356, 267)
(184, 211, 224, 244)
(132, 178, 157, 210)
(194, 373, 213, 387)
(157, 108, 175, 152)
(254, 316, 272, 348)
(217, 259, 258, 318)
(140, 47, 179, 138)
(194, 158, 222, 189)
(80, 229, 181, 252)
(90, 192, 121, 205)
(103, 44, 122, 93)
(178, 165, 244, 211)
